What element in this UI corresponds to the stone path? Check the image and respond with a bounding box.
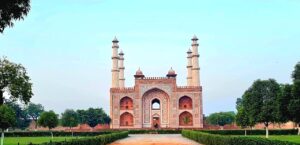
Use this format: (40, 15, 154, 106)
(109, 134, 201, 145)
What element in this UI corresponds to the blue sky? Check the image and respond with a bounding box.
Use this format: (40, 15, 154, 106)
(1, 0, 300, 115)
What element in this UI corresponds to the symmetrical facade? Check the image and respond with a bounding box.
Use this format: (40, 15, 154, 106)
(110, 36, 203, 129)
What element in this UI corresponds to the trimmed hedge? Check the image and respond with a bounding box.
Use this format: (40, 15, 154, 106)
(201, 129, 298, 135)
(28, 131, 128, 145)
(182, 130, 300, 145)
(4, 131, 112, 137)
(128, 129, 181, 134)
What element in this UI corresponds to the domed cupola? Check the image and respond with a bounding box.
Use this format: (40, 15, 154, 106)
(166, 67, 177, 78)
(134, 68, 145, 79)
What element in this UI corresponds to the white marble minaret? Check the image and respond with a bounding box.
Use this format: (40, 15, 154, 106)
(119, 50, 125, 88)
(191, 35, 200, 86)
(111, 37, 119, 88)
(186, 48, 193, 86)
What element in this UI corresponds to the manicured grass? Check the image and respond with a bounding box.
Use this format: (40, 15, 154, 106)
(238, 135, 300, 144)
(3, 136, 82, 145)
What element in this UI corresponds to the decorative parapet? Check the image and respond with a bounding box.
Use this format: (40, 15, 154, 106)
(176, 86, 202, 92)
(142, 77, 170, 80)
(110, 87, 135, 93)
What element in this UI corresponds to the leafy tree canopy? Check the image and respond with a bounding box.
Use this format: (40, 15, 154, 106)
(243, 79, 280, 126)
(292, 62, 300, 81)
(0, 0, 31, 33)
(38, 111, 58, 130)
(0, 105, 16, 131)
(5, 100, 30, 130)
(289, 62, 300, 126)
(26, 103, 44, 121)
(0, 57, 33, 105)
(61, 109, 79, 128)
(207, 111, 235, 127)
(277, 84, 293, 123)
(77, 108, 111, 128)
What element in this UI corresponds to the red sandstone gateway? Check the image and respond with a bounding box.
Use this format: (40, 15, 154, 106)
(110, 36, 203, 129)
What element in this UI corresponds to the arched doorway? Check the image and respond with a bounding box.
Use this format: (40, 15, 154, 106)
(152, 113, 160, 128)
(179, 111, 193, 126)
(179, 96, 193, 109)
(120, 112, 133, 126)
(142, 88, 169, 128)
(120, 96, 133, 110)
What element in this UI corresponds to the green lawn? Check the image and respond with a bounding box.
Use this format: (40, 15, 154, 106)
(3, 136, 82, 145)
(237, 135, 300, 144)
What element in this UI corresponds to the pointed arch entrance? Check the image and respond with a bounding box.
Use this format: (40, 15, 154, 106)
(142, 88, 169, 128)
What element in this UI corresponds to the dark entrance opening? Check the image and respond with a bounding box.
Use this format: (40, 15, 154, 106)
(153, 116, 160, 128)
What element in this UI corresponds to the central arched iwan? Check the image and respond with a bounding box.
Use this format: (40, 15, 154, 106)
(142, 88, 169, 124)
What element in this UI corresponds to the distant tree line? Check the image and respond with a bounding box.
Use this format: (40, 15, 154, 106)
(0, 57, 111, 145)
(206, 111, 235, 130)
(236, 62, 300, 138)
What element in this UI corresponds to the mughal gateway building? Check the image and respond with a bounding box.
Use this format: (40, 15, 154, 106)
(110, 36, 203, 129)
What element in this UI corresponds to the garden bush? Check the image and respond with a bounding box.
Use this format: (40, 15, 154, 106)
(28, 131, 128, 145)
(201, 129, 298, 135)
(4, 131, 112, 137)
(182, 130, 300, 145)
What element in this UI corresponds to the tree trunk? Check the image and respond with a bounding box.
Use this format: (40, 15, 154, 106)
(220, 126, 224, 130)
(265, 124, 269, 138)
(70, 127, 73, 137)
(49, 129, 53, 140)
(0, 90, 4, 105)
(298, 124, 300, 135)
(34, 119, 38, 131)
(1, 131, 4, 145)
(244, 129, 247, 136)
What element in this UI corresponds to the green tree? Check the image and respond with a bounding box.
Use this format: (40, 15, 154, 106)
(76, 108, 110, 128)
(236, 97, 253, 136)
(38, 111, 58, 139)
(26, 103, 44, 130)
(289, 62, 300, 135)
(5, 100, 30, 130)
(207, 111, 235, 130)
(236, 108, 249, 135)
(277, 84, 293, 125)
(0, 105, 16, 145)
(243, 79, 280, 138)
(76, 109, 88, 124)
(84, 108, 111, 128)
(0, 0, 31, 33)
(61, 109, 78, 136)
(0, 57, 33, 105)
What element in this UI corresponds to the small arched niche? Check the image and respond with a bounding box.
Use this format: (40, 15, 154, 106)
(179, 96, 193, 110)
(120, 112, 134, 126)
(120, 96, 133, 110)
(179, 111, 193, 126)
(152, 98, 160, 110)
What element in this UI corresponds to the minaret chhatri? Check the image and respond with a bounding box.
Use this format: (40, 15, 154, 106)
(186, 48, 193, 86)
(119, 50, 125, 88)
(191, 35, 200, 86)
(111, 37, 119, 88)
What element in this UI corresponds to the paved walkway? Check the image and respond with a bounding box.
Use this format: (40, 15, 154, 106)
(109, 134, 201, 145)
